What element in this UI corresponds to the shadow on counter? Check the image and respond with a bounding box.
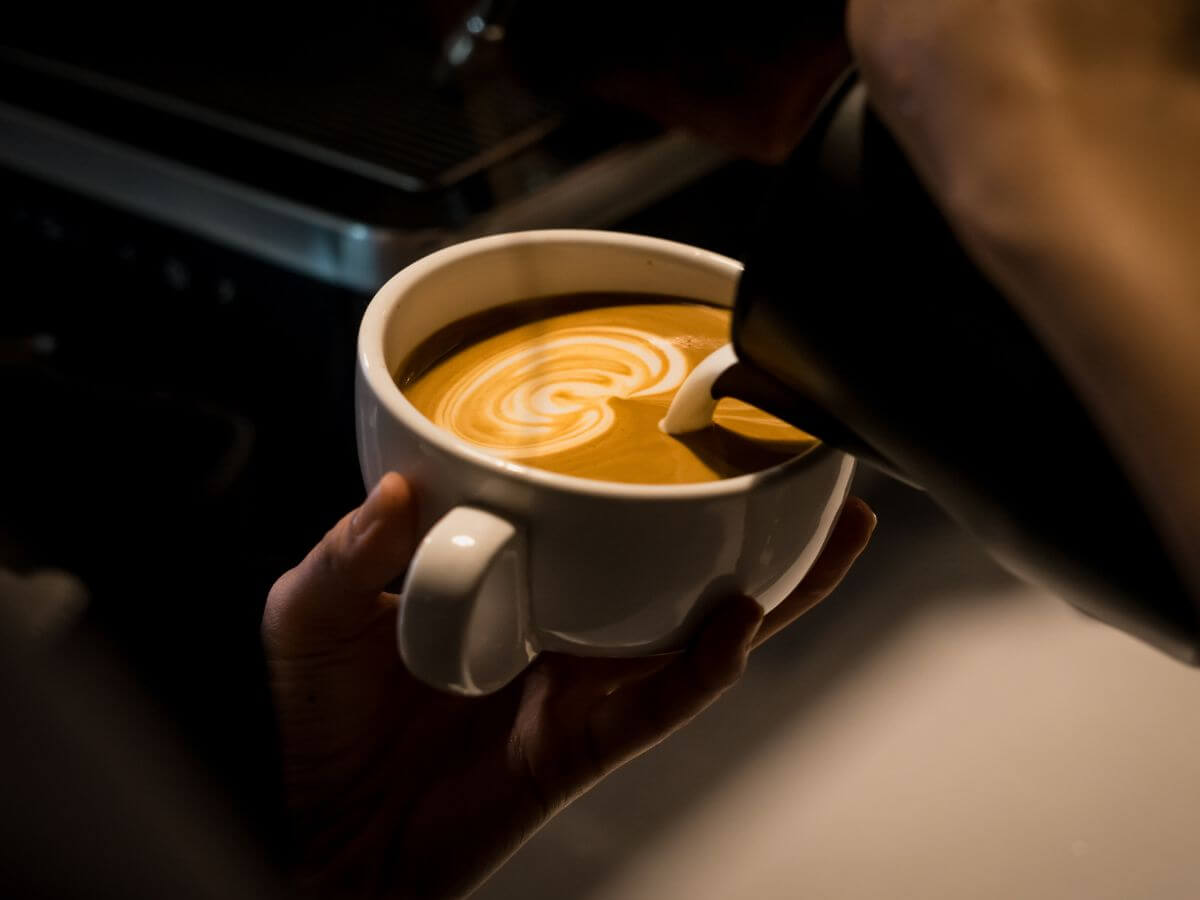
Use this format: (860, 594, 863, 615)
(474, 469, 1024, 900)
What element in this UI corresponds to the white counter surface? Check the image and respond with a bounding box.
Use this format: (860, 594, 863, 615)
(476, 474, 1200, 899)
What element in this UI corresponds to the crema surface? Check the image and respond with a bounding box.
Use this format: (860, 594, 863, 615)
(399, 298, 817, 484)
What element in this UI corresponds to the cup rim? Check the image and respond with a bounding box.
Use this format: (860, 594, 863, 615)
(358, 229, 834, 501)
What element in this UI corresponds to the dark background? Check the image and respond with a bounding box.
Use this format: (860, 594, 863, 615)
(0, 14, 785, 890)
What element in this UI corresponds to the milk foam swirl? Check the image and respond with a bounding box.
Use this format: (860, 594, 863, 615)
(432, 326, 688, 458)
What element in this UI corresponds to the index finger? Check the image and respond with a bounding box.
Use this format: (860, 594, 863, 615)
(263, 472, 418, 653)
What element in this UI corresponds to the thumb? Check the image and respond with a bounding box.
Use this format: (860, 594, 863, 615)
(263, 472, 418, 651)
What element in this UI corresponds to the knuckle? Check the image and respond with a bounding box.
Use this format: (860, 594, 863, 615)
(312, 522, 351, 586)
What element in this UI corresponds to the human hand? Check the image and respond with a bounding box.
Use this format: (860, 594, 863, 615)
(846, 0, 1200, 589)
(263, 473, 874, 899)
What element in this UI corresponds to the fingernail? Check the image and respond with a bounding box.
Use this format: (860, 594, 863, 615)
(850, 497, 878, 535)
(351, 480, 387, 537)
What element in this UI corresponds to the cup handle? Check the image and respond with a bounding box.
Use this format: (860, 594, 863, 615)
(398, 506, 536, 696)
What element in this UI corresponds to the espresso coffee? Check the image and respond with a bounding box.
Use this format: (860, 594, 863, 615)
(398, 294, 817, 484)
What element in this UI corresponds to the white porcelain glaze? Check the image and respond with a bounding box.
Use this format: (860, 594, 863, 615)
(357, 230, 855, 695)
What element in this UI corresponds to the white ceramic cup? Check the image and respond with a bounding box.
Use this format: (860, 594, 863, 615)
(356, 230, 855, 695)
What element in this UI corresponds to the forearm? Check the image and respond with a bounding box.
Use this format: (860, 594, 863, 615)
(852, 1, 1200, 592)
(954, 82, 1200, 596)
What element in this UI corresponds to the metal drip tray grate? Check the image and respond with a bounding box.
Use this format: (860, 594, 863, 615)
(0, 43, 564, 192)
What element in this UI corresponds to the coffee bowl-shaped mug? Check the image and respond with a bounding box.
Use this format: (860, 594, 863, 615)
(356, 231, 855, 695)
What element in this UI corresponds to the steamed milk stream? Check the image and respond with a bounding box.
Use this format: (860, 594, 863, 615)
(398, 295, 816, 484)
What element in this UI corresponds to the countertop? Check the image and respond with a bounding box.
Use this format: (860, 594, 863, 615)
(475, 471, 1200, 899)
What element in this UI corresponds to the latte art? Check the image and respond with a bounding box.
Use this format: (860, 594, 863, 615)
(434, 327, 689, 458)
(400, 297, 817, 484)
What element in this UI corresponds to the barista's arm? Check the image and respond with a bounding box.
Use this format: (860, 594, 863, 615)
(848, 0, 1200, 596)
